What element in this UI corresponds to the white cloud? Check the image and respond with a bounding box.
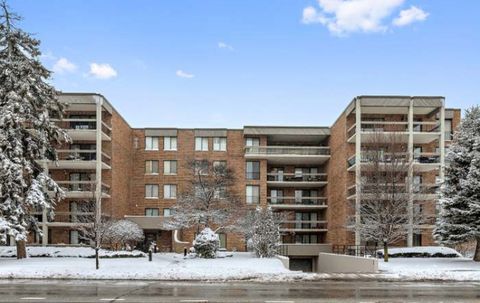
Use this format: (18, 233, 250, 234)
(301, 0, 424, 36)
(89, 63, 117, 79)
(218, 42, 234, 51)
(393, 6, 429, 27)
(52, 57, 77, 74)
(176, 70, 195, 79)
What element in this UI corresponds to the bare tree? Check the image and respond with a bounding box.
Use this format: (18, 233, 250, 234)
(167, 159, 245, 234)
(71, 188, 113, 270)
(350, 132, 424, 261)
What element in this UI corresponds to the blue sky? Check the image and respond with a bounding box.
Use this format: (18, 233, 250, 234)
(9, 0, 480, 128)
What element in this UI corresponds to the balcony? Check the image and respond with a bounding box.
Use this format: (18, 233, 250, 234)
(268, 197, 327, 210)
(44, 149, 111, 170)
(413, 153, 441, 172)
(347, 183, 439, 200)
(348, 152, 440, 172)
(56, 181, 111, 199)
(280, 221, 328, 232)
(54, 119, 112, 141)
(347, 121, 441, 144)
(245, 146, 330, 165)
(267, 173, 327, 188)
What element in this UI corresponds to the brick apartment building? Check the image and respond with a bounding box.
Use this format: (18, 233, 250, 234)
(25, 93, 460, 268)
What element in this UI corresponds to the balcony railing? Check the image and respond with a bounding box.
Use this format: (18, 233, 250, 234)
(53, 119, 112, 138)
(347, 121, 441, 138)
(57, 181, 110, 196)
(347, 183, 439, 197)
(268, 196, 327, 206)
(280, 221, 327, 230)
(267, 173, 327, 182)
(414, 153, 440, 164)
(56, 149, 111, 166)
(245, 146, 330, 156)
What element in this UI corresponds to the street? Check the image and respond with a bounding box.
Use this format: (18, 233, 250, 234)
(0, 280, 479, 302)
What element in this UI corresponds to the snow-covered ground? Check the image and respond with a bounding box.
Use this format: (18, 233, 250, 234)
(1, 247, 480, 282)
(378, 257, 480, 281)
(0, 252, 302, 281)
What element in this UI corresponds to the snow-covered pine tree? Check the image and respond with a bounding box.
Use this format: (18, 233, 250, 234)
(434, 106, 480, 261)
(251, 206, 280, 258)
(193, 227, 220, 258)
(0, 1, 67, 258)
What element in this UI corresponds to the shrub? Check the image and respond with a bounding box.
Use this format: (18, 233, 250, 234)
(193, 228, 219, 258)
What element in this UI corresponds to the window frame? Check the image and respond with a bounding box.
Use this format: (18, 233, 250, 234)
(145, 184, 159, 199)
(145, 208, 160, 216)
(246, 185, 260, 204)
(145, 136, 159, 151)
(163, 184, 177, 199)
(195, 137, 209, 151)
(213, 137, 227, 151)
(163, 160, 178, 175)
(145, 160, 159, 175)
(163, 136, 178, 151)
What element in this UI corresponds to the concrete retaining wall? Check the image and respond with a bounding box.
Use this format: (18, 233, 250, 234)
(276, 255, 290, 269)
(317, 253, 378, 273)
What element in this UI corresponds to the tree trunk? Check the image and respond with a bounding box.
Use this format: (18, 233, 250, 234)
(95, 247, 99, 270)
(383, 242, 389, 262)
(474, 238, 480, 262)
(16, 240, 27, 259)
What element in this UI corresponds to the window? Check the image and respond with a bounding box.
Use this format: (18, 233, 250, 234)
(195, 137, 209, 151)
(164, 184, 177, 199)
(295, 234, 318, 244)
(445, 119, 453, 140)
(163, 208, 171, 217)
(214, 186, 227, 199)
(163, 136, 177, 151)
(270, 189, 283, 204)
(70, 230, 79, 245)
(145, 208, 159, 216)
(246, 185, 260, 204)
(218, 233, 227, 249)
(213, 137, 227, 151)
(145, 160, 159, 174)
(213, 160, 227, 169)
(164, 160, 177, 175)
(145, 184, 159, 198)
(413, 233, 422, 246)
(145, 136, 159, 150)
(245, 161, 260, 180)
(194, 160, 208, 175)
(245, 137, 260, 147)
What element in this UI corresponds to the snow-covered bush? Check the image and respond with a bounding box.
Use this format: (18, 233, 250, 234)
(376, 246, 462, 258)
(107, 220, 144, 250)
(193, 228, 219, 258)
(250, 207, 280, 258)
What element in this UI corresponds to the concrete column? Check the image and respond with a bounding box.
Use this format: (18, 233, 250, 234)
(95, 96, 103, 228)
(42, 162, 49, 246)
(355, 98, 362, 247)
(407, 99, 414, 247)
(439, 100, 446, 182)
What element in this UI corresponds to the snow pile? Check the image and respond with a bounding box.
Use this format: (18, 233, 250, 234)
(0, 246, 145, 258)
(377, 246, 462, 258)
(193, 228, 219, 258)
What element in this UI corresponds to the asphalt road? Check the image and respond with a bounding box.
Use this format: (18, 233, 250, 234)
(0, 280, 479, 302)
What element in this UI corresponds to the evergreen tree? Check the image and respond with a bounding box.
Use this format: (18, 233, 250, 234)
(0, 1, 67, 257)
(434, 106, 480, 261)
(251, 206, 280, 258)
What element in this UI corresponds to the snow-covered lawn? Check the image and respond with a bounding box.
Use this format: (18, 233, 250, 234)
(0, 252, 301, 281)
(378, 257, 480, 281)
